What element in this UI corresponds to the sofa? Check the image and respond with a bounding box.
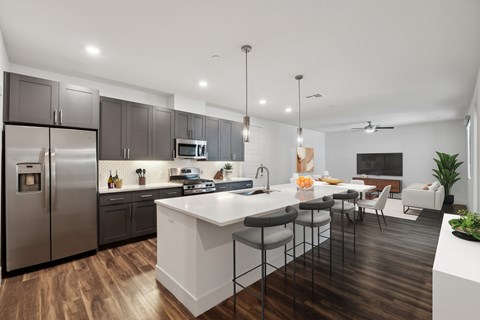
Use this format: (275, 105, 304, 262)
(402, 181, 444, 213)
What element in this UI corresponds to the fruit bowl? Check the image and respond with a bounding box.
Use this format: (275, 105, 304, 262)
(295, 176, 314, 190)
(321, 177, 343, 185)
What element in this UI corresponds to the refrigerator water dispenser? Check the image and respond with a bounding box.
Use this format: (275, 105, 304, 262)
(17, 163, 42, 192)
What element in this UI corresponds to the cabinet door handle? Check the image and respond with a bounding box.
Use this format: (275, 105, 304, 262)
(127, 148, 130, 160)
(110, 197, 124, 201)
(59, 109, 63, 125)
(53, 110, 58, 125)
(166, 192, 177, 195)
(140, 194, 153, 198)
(123, 148, 127, 159)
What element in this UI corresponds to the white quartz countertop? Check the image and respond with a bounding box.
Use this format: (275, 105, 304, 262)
(99, 182, 182, 194)
(433, 214, 480, 283)
(155, 183, 357, 226)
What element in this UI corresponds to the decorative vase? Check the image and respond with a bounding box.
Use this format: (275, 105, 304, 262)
(224, 170, 233, 180)
(444, 194, 454, 205)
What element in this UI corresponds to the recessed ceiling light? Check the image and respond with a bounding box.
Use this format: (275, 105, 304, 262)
(285, 107, 292, 113)
(85, 46, 101, 55)
(198, 80, 208, 87)
(259, 99, 266, 105)
(211, 55, 220, 59)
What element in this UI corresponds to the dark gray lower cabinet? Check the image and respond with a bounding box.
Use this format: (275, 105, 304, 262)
(99, 187, 182, 246)
(99, 204, 132, 245)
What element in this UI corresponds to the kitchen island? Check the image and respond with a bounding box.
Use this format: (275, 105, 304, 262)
(155, 182, 374, 316)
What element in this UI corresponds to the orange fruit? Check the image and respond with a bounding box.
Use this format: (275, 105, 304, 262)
(300, 182, 305, 188)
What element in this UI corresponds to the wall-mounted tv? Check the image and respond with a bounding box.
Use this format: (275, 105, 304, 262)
(356, 153, 403, 176)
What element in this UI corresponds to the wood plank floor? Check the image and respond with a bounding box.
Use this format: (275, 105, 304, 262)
(0, 209, 445, 320)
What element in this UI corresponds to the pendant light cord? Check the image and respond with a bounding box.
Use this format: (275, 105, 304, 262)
(245, 49, 248, 117)
(297, 78, 301, 128)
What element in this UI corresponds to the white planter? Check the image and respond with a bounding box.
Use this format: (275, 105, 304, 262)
(224, 170, 233, 180)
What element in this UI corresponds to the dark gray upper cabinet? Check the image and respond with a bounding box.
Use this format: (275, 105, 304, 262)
(231, 122, 245, 161)
(99, 97, 154, 160)
(59, 83, 99, 129)
(5, 72, 99, 129)
(126, 102, 153, 160)
(153, 106, 175, 160)
(220, 120, 233, 160)
(99, 97, 127, 160)
(206, 117, 221, 161)
(7, 73, 59, 126)
(174, 111, 206, 140)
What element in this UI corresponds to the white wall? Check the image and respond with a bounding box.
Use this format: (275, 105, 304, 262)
(326, 120, 468, 204)
(467, 68, 480, 211)
(0, 26, 11, 280)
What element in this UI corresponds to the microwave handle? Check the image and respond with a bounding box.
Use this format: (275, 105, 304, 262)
(197, 145, 201, 157)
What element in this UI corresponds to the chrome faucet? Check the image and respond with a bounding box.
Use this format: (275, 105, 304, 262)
(255, 164, 270, 192)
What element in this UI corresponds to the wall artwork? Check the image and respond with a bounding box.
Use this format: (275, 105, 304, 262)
(296, 147, 314, 173)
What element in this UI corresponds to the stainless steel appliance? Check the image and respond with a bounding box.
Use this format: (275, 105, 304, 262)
(4, 125, 97, 272)
(175, 139, 207, 160)
(169, 167, 216, 195)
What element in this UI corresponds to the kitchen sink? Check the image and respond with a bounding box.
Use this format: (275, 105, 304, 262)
(235, 189, 279, 196)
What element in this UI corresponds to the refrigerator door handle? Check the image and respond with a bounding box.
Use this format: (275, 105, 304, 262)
(51, 148, 57, 211)
(44, 148, 50, 211)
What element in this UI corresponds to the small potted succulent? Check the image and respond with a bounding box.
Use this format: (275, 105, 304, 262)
(223, 163, 234, 180)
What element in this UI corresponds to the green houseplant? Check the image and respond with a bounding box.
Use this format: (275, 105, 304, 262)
(432, 151, 463, 205)
(223, 163, 234, 180)
(448, 210, 480, 240)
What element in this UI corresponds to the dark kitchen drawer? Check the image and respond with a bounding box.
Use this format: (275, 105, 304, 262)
(99, 192, 132, 206)
(159, 188, 183, 198)
(230, 181, 253, 191)
(215, 184, 231, 192)
(131, 190, 159, 202)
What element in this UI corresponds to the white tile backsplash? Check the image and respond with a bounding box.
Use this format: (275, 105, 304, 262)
(99, 160, 243, 187)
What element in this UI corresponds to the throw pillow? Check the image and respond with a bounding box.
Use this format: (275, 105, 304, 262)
(432, 181, 441, 188)
(429, 185, 439, 191)
(422, 186, 429, 190)
(426, 183, 432, 186)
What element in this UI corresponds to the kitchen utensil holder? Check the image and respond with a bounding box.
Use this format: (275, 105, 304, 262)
(139, 177, 146, 185)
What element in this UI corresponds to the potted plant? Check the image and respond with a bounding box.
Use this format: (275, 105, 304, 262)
(448, 210, 480, 241)
(432, 151, 463, 205)
(223, 163, 234, 180)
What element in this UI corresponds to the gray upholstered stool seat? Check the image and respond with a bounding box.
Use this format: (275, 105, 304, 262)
(331, 201, 355, 212)
(295, 210, 331, 227)
(232, 226, 293, 250)
(232, 206, 298, 320)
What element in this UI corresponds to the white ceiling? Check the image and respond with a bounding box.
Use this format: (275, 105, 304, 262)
(1, 0, 479, 132)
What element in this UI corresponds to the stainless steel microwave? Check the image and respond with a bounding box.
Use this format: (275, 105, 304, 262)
(175, 139, 207, 160)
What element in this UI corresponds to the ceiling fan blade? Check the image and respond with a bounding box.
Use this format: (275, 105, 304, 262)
(376, 126, 394, 129)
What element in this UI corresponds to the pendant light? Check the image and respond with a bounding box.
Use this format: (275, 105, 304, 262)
(295, 75, 304, 147)
(241, 45, 252, 143)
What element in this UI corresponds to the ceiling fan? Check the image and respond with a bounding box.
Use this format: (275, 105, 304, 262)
(351, 121, 394, 133)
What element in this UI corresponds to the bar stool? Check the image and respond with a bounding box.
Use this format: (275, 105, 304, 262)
(232, 206, 298, 320)
(295, 196, 335, 289)
(331, 190, 359, 263)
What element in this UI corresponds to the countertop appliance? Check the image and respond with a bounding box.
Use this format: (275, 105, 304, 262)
(175, 139, 207, 160)
(4, 125, 97, 272)
(169, 167, 215, 195)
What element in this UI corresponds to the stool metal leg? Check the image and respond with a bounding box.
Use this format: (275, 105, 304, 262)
(261, 228, 265, 320)
(293, 222, 296, 307)
(353, 210, 356, 253)
(341, 201, 345, 264)
(317, 226, 320, 257)
(303, 226, 306, 266)
(311, 219, 314, 291)
(233, 239, 236, 310)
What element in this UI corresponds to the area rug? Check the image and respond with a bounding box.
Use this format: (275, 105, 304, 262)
(362, 198, 421, 221)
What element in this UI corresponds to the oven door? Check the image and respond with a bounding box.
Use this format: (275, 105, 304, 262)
(176, 139, 206, 159)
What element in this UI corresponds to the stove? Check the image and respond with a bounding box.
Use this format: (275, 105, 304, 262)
(169, 167, 216, 195)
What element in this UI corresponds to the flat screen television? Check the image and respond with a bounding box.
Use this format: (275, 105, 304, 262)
(356, 153, 403, 176)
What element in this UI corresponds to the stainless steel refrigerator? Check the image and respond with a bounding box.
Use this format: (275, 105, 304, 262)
(4, 125, 97, 272)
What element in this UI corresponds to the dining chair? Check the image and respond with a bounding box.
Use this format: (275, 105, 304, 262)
(357, 185, 391, 231)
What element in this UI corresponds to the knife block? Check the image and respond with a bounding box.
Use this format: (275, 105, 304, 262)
(139, 177, 146, 185)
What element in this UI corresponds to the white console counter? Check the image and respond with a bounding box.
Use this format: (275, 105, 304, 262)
(433, 213, 480, 320)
